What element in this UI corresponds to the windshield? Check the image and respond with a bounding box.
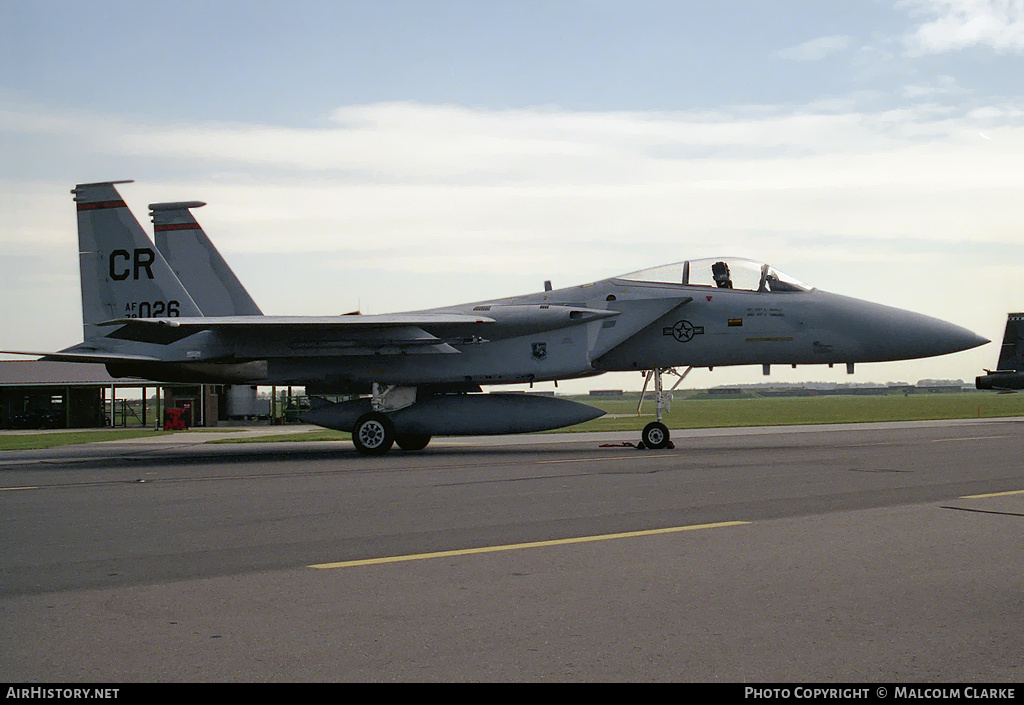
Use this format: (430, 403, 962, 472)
(618, 257, 811, 292)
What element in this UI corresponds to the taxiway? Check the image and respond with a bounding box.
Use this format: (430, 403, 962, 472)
(1, 419, 1022, 681)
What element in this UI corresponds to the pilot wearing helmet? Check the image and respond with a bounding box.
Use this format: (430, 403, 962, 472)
(712, 261, 733, 289)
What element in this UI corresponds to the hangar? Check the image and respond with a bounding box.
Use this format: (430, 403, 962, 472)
(0, 360, 224, 429)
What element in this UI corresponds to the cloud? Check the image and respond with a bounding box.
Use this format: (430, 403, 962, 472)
(5, 98, 1020, 185)
(5, 98, 1024, 278)
(1, 97, 1021, 381)
(899, 74, 966, 97)
(774, 35, 854, 61)
(903, 0, 1024, 53)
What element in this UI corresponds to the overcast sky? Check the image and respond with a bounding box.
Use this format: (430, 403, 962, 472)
(3, 0, 1023, 392)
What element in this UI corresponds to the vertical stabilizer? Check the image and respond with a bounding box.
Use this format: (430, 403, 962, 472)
(995, 313, 1024, 371)
(151, 201, 263, 316)
(73, 181, 202, 341)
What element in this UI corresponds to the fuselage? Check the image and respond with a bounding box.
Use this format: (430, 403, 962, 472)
(102, 259, 987, 391)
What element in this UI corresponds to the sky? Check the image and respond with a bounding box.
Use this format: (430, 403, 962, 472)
(2, 0, 1024, 393)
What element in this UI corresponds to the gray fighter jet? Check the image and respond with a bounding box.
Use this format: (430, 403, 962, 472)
(7, 181, 989, 453)
(976, 313, 1024, 391)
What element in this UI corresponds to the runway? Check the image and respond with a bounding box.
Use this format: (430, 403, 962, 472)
(1, 419, 1022, 681)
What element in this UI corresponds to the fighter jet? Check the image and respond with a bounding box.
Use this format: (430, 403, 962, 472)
(6, 181, 989, 454)
(976, 313, 1024, 391)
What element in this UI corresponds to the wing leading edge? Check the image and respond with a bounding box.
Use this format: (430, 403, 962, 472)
(97, 306, 620, 352)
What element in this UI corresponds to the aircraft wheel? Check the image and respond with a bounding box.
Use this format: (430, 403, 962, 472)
(352, 412, 395, 455)
(641, 422, 670, 450)
(396, 434, 431, 451)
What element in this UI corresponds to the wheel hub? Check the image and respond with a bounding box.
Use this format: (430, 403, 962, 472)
(359, 420, 386, 448)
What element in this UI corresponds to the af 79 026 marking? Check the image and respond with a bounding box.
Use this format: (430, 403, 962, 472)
(121, 300, 181, 318)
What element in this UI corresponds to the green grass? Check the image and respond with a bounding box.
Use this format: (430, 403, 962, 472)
(0, 427, 244, 451)
(0, 429, 176, 451)
(562, 391, 1024, 432)
(3, 391, 1021, 448)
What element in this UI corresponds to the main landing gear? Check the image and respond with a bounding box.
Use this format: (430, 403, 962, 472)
(352, 412, 395, 455)
(395, 434, 431, 451)
(351, 384, 432, 455)
(351, 412, 434, 455)
(636, 366, 691, 450)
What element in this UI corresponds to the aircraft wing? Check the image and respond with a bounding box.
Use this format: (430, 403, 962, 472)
(96, 306, 621, 356)
(97, 312, 497, 353)
(101, 313, 496, 329)
(1, 349, 163, 363)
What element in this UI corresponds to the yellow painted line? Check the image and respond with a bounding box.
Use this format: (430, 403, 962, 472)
(0, 486, 37, 491)
(960, 489, 1024, 499)
(310, 521, 749, 570)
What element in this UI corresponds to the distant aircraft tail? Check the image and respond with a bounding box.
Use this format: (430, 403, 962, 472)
(73, 181, 202, 341)
(150, 201, 263, 317)
(993, 313, 1024, 372)
(976, 312, 1024, 390)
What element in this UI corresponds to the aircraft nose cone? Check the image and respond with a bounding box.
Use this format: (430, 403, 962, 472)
(817, 293, 989, 361)
(905, 319, 989, 358)
(871, 311, 988, 360)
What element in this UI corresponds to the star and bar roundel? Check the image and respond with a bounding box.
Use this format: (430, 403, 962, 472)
(663, 320, 704, 343)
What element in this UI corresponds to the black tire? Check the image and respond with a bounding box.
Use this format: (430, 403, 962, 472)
(352, 412, 395, 455)
(396, 434, 431, 451)
(641, 421, 670, 450)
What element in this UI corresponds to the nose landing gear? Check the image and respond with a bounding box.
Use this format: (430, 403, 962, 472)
(636, 366, 691, 450)
(640, 420, 671, 450)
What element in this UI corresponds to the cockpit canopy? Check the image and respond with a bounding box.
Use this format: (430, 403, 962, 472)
(618, 257, 811, 293)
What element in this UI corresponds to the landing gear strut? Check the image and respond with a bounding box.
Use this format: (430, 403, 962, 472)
(353, 384, 433, 455)
(636, 366, 691, 450)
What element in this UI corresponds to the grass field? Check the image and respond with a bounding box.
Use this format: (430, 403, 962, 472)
(2, 391, 1020, 450)
(561, 391, 1023, 433)
(0, 429, 177, 451)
